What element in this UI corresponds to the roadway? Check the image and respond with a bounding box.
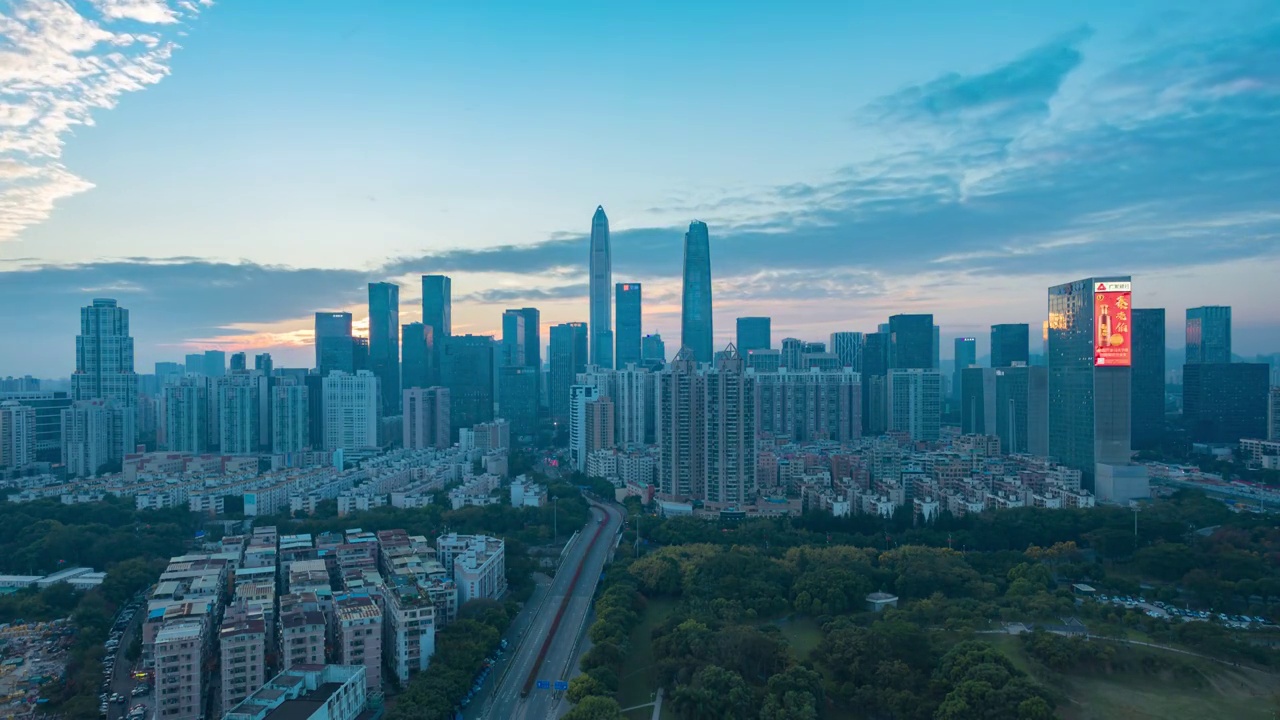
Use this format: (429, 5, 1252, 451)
(481, 500, 623, 720)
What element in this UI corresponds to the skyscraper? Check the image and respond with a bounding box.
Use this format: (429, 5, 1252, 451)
(401, 323, 430, 390)
(680, 221, 714, 363)
(569, 384, 602, 472)
(657, 350, 703, 498)
(403, 387, 450, 450)
(163, 377, 209, 453)
(1182, 363, 1268, 444)
(271, 381, 308, 454)
(991, 324, 1030, 368)
(501, 310, 526, 367)
(204, 350, 226, 378)
(254, 353, 273, 376)
(549, 323, 588, 424)
(184, 353, 204, 376)
(1131, 308, 1166, 450)
(368, 282, 401, 416)
(498, 366, 539, 439)
(315, 312, 354, 376)
(229, 352, 247, 372)
(0, 402, 36, 470)
(1186, 306, 1232, 364)
(1048, 277, 1135, 482)
(440, 335, 495, 439)
(218, 374, 261, 455)
(780, 338, 805, 370)
(829, 331, 863, 371)
(641, 334, 666, 368)
(953, 337, 977, 405)
(422, 275, 452, 342)
(862, 332, 889, 435)
(737, 317, 772, 354)
(615, 283, 642, 369)
(61, 399, 132, 477)
(888, 369, 941, 441)
(72, 298, 138, 405)
(516, 308, 541, 372)
(588, 206, 613, 368)
(888, 314, 934, 369)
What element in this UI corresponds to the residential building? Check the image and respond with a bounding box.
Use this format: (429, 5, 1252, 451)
(272, 382, 309, 454)
(61, 399, 133, 477)
(335, 594, 383, 690)
(1186, 306, 1232, 364)
(680, 221, 714, 363)
(71, 298, 139, 406)
(224, 665, 366, 720)
(369, 282, 401, 416)
(1271, 386, 1280, 441)
(888, 369, 941, 441)
(703, 348, 756, 505)
(220, 618, 267, 711)
(615, 283, 642, 369)
(323, 371, 379, 451)
(436, 534, 506, 603)
(403, 387, 450, 450)
(569, 385, 602, 472)
(153, 621, 206, 720)
(219, 374, 263, 455)
(0, 401, 37, 470)
(754, 367, 861, 442)
(278, 610, 326, 670)
(614, 364, 653, 445)
(163, 377, 209, 453)
(382, 580, 437, 684)
(589, 206, 613, 368)
(0, 391, 71, 464)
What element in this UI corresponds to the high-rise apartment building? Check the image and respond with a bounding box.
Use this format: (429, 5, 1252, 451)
(440, 336, 495, 439)
(383, 582, 437, 685)
(754, 367, 862, 442)
(219, 374, 262, 455)
(888, 369, 941, 441)
(72, 298, 139, 405)
(498, 366, 539, 439)
(680, 221, 714, 363)
(401, 322, 430, 390)
(585, 395, 615, 465)
(1269, 386, 1280, 441)
(204, 350, 227, 378)
(369, 282, 402, 416)
(702, 349, 756, 505)
(953, 337, 977, 405)
(1047, 277, 1134, 482)
(61, 399, 132, 477)
(1182, 363, 1269, 444)
(0, 402, 36, 470)
(615, 283, 642, 369)
(549, 323, 588, 424)
(569, 385, 602, 472)
(1186, 306, 1232, 364)
(614, 364, 653, 446)
(991, 324, 1030, 368)
(163, 377, 209, 453)
(315, 312, 355, 376)
(829, 332, 863, 371)
(278, 610, 326, 670)
(271, 382, 309, 454)
(657, 351, 703, 499)
(589, 206, 613, 369)
(1131, 308, 1166, 450)
(737, 317, 772, 355)
(422, 275, 452, 344)
(322, 371, 380, 451)
(403, 387, 450, 450)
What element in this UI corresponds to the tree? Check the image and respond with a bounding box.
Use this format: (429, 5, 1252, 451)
(563, 695, 625, 720)
(670, 665, 754, 720)
(566, 674, 610, 704)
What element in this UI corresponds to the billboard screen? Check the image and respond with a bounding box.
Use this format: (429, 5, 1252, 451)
(1093, 281, 1132, 367)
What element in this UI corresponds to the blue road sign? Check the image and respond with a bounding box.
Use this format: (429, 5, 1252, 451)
(554, 681, 569, 691)
(536, 680, 551, 690)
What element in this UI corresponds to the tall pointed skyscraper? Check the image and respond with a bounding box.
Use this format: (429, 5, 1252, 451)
(589, 206, 613, 368)
(681, 221, 713, 363)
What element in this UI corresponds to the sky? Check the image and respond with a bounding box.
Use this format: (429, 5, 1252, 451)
(1, 0, 1279, 376)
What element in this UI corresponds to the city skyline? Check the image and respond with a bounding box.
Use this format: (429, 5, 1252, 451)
(2, 1, 1280, 374)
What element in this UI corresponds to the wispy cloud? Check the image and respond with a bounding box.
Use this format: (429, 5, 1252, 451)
(0, 0, 208, 241)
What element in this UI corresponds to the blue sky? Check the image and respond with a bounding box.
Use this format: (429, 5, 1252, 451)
(1, 0, 1278, 375)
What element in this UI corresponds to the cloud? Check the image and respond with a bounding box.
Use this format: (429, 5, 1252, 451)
(0, 0, 207, 242)
(458, 283, 588, 304)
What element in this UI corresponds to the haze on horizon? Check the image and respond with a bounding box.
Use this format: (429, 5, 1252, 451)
(1, 0, 1279, 376)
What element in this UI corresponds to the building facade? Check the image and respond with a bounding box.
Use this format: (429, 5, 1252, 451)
(615, 283, 642, 369)
(322, 371, 380, 451)
(680, 221, 714, 363)
(403, 387, 450, 450)
(1186, 306, 1232, 364)
(1131, 308, 1166, 450)
(549, 322, 588, 424)
(315, 312, 355, 376)
(888, 369, 941, 441)
(72, 298, 138, 406)
(368, 282, 402, 416)
(271, 382, 309, 454)
(1182, 363, 1269, 444)
(737, 317, 772, 354)
(829, 331, 863, 371)
(991, 323, 1030, 368)
(440, 335, 495, 439)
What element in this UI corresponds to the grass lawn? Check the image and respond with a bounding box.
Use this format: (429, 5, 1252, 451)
(772, 616, 825, 660)
(991, 634, 1280, 720)
(617, 596, 678, 719)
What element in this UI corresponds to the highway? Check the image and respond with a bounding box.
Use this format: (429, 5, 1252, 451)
(481, 500, 622, 720)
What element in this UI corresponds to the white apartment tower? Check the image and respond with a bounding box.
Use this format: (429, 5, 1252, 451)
(0, 401, 36, 470)
(323, 371, 380, 451)
(219, 375, 261, 455)
(163, 377, 209, 453)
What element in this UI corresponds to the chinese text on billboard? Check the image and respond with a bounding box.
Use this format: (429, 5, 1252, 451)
(1094, 282, 1131, 367)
